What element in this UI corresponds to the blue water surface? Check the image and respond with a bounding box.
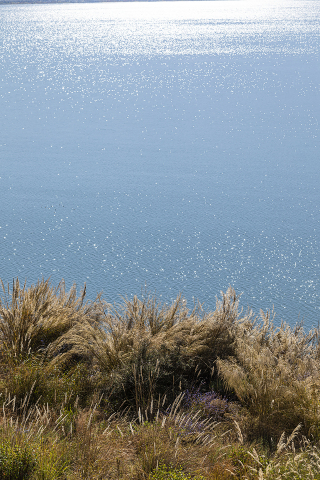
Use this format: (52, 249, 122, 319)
(0, 0, 319, 327)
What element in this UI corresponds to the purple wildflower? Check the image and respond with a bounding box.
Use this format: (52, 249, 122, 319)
(183, 386, 229, 420)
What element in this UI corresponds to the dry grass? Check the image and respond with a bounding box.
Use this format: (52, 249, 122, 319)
(217, 309, 320, 441)
(0, 278, 99, 365)
(0, 388, 242, 480)
(246, 427, 320, 479)
(47, 287, 254, 412)
(0, 277, 320, 478)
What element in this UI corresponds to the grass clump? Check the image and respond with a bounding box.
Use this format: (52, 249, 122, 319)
(217, 311, 320, 442)
(0, 278, 96, 363)
(0, 277, 320, 478)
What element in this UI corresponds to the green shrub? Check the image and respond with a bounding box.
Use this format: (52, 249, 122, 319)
(0, 440, 35, 480)
(150, 464, 205, 480)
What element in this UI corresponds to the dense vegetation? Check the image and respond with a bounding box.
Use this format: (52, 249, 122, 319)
(0, 278, 320, 479)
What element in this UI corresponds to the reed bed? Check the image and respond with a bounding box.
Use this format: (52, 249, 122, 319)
(0, 278, 319, 479)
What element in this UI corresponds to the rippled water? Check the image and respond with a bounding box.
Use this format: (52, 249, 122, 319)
(0, 1, 319, 327)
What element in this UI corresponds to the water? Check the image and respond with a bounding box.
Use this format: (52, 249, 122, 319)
(0, 1, 319, 328)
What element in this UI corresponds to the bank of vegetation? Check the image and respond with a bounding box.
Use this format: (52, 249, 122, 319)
(0, 278, 319, 479)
